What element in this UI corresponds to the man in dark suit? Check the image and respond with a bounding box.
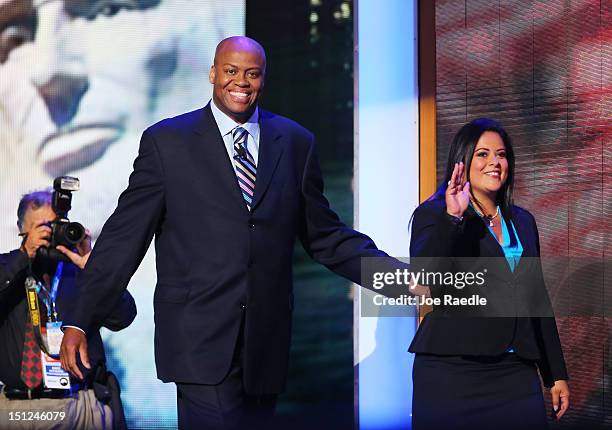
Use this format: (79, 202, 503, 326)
(60, 36, 394, 429)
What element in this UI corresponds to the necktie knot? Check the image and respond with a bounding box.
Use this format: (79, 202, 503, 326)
(232, 127, 250, 161)
(232, 126, 248, 144)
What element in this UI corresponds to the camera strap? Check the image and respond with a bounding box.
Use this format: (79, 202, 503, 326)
(24, 275, 53, 357)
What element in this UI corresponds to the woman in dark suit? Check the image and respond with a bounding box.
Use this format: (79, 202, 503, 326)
(409, 118, 570, 430)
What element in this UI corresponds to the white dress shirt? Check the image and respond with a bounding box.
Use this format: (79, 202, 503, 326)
(210, 99, 260, 167)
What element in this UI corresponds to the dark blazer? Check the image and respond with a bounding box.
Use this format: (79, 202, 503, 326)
(0, 250, 137, 388)
(408, 198, 568, 387)
(65, 104, 387, 394)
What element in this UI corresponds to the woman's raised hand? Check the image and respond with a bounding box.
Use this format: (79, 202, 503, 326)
(445, 162, 470, 218)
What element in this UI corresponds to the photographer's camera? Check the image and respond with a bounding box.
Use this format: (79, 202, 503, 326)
(36, 176, 85, 262)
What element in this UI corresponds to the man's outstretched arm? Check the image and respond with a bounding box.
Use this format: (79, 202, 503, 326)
(297, 134, 417, 299)
(60, 129, 165, 379)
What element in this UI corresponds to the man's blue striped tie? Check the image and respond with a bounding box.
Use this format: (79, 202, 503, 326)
(232, 126, 256, 210)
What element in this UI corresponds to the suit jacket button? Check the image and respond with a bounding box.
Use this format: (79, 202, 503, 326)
(248, 221, 255, 229)
(240, 303, 247, 310)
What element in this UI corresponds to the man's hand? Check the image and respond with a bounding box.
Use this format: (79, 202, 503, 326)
(60, 327, 90, 380)
(56, 229, 92, 269)
(20, 222, 52, 258)
(550, 379, 570, 420)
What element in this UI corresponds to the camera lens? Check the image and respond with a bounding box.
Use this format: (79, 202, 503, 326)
(62, 222, 86, 245)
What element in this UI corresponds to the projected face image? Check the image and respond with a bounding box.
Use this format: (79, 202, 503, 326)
(0, 2, 240, 426)
(0, 0, 224, 244)
(0, 0, 166, 178)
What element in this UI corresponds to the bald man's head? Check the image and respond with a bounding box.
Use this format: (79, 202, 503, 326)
(214, 36, 266, 73)
(209, 36, 266, 124)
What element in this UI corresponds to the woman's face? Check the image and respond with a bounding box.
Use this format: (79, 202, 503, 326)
(468, 131, 509, 200)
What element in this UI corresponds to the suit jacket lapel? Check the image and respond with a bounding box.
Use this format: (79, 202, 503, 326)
(510, 208, 533, 276)
(511, 209, 532, 257)
(192, 105, 248, 213)
(251, 110, 283, 211)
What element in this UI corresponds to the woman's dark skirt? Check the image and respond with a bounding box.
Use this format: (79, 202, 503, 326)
(412, 353, 548, 430)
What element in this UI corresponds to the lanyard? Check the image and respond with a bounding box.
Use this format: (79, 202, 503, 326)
(35, 262, 63, 322)
(24, 276, 53, 357)
(24, 261, 64, 358)
(49, 261, 63, 321)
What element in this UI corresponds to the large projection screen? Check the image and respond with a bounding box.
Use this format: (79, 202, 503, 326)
(0, 1, 244, 428)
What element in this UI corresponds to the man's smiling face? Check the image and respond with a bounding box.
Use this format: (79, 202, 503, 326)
(209, 37, 266, 124)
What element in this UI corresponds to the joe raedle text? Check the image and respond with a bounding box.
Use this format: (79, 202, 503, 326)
(373, 294, 487, 307)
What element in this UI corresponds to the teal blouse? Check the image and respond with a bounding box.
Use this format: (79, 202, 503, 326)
(471, 203, 524, 271)
(486, 209, 523, 272)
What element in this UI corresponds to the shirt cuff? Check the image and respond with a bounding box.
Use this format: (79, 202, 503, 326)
(444, 212, 464, 224)
(62, 325, 86, 335)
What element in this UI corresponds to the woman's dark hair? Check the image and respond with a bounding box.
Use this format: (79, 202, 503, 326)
(430, 118, 515, 221)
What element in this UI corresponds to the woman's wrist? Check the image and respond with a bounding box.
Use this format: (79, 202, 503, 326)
(446, 211, 464, 221)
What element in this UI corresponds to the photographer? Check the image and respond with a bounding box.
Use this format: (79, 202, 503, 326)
(0, 190, 136, 430)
